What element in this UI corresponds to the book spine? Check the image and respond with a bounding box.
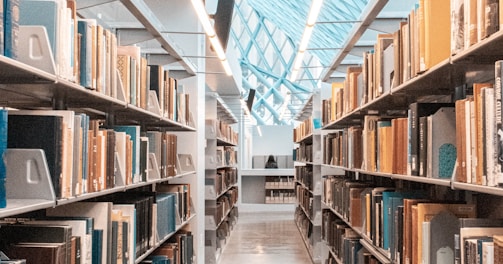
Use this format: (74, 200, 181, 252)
(495, 60, 503, 186)
(4, 0, 19, 59)
(0, 0, 3, 56)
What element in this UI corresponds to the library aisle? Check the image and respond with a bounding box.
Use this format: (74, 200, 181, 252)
(219, 211, 312, 264)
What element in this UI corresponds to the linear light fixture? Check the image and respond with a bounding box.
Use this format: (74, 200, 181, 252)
(191, 0, 233, 76)
(289, 0, 324, 81)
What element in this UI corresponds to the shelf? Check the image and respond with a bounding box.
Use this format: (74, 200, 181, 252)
(0, 199, 56, 218)
(216, 137, 237, 147)
(359, 239, 391, 264)
(135, 213, 196, 264)
(205, 204, 237, 231)
(216, 165, 238, 170)
(452, 182, 503, 196)
(295, 133, 314, 144)
(324, 242, 343, 264)
(264, 185, 295, 190)
(205, 184, 238, 201)
(215, 95, 238, 124)
(295, 219, 321, 264)
(241, 169, 294, 176)
(451, 29, 503, 64)
(295, 180, 315, 195)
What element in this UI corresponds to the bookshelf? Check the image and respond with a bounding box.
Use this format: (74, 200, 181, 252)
(240, 169, 295, 207)
(317, 1, 503, 264)
(204, 93, 239, 264)
(293, 116, 325, 263)
(0, 1, 205, 264)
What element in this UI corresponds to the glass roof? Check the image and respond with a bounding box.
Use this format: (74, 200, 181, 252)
(230, 0, 413, 125)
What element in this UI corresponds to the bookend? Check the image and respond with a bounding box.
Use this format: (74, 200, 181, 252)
(147, 153, 161, 181)
(114, 152, 126, 187)
(116, 69, 127, 103)
(17, 26, 56, 75)
(4, 149, 56, 202)
(147, 91, 162, 116)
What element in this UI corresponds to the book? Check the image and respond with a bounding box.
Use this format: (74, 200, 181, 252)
(430, 210, 458, 264)
(114, 126, 140, 184)
(0, 0, 3, 56)
(451, 0, 465, 55)
(46, 202, 112, 264)
(474, 83, 493, 184)
(4, 0, 19, 59)
(495, 61, 503, 186)
(423, 0, 451, 70)
(7, 242, 66, 264)
(0, 224, 72, 264)
(0, 109, 6, 208)
(409, 103, 455, 176)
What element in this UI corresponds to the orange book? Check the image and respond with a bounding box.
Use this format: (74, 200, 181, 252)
(424, 0, 451, 70)
(455, 99, 467, 183)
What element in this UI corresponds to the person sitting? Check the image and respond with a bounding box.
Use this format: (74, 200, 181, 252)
(265, 155, 278, 168)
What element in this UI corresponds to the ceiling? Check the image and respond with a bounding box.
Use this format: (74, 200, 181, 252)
(219, 0, 418, 125)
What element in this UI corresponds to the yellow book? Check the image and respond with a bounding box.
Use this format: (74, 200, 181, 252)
(424, 0, 451, 71)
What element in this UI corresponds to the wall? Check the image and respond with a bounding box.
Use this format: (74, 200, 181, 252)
(252, 125, 294, 156)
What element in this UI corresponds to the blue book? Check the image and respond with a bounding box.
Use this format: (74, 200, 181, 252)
(18, 0, 58, 60)
(4, 0, 19, 58)
(77, 19, 94, 89)
(382, 190, 425, 250)
(92, 229, 103, 264)
(155, 193, 176, 240)
(0, 0, 4, 55)
(114, 126, 140, 183)
(81, 114, 90, 193)
(0, 109, 7, 180)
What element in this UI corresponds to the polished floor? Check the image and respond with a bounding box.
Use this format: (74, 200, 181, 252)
(219, 211, 313, 264)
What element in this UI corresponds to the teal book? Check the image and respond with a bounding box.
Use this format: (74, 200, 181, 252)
(4, 0, 19, 58)
(18, 0, 57, 59)
(114, 126, 140, 183)
(92, 229, 103, 264)
(77, 19, 95, 89)
(0, 0, 4, 55)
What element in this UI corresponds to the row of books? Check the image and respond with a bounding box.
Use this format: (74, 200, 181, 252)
(265, 176, 295, 189)
(0, 109, 183, 201)
(294, 142, 313, 163)
(205, 119, 238, 145)
(215, 206, 238, 250)
(216, 146, 238, 167)
(294, 206, 315, 244)
(324, 104, 457, 179)
(321, 175, 503, 264)
(0, 185, 192, 264)
(295, 166, 314, 190)
(205, 187, 238, 229)
(265, 189, 295, 204)
(213, 168, 238, 197)
(321, 0, 503, 126)
(293, 117, 313, 143)
(322, 210, 362, 264)
(140, 231, 193, 264)
(296, 184, 315, 220)
(0, 0, 192, 126)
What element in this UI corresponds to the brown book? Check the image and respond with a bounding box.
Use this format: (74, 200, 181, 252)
(400, 21, 410, 83)
(140, 57, 148, 109)
(375, 34, 394, 98)
(67, 0, 79, 82)
(411, 205, 419, 264)
(451, 0, 465, 55)
(455, 99, 467, 183)
(409, 8, 417, 78)
(424, 0, 451, 71)
(104, 29, 112, 97)
(418, 0, 426, 73)
(367, 52, 375, 102)
(494, 235, 503, 263)
(110, 34, 118, 99)
(403, 199, 429, 264)
(8, 243, 66, 264)
(465, 0, 478, 47)
(392, 28, 402, 88)
(392, 119, 400, 174)
(347, 67, 362, 112)
(351, 127, 363, 169)
(378, 122, 393, 173)
(349, 187, 366, 227)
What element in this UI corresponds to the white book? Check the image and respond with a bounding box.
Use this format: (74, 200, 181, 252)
(470, 100, 477, 183)
(422, 221, 430, 264)
(115, 131, 127, 187)
(482, 241, 494, 264)
(483, 87, 496, 186)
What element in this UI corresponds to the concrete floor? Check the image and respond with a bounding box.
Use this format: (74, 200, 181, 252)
(218, 211, 313, 264)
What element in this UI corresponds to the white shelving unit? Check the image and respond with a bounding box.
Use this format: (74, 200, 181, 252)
(204, 93, 239, 264)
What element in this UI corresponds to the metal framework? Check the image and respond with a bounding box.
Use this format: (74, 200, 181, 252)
(231, 0, 369, 125)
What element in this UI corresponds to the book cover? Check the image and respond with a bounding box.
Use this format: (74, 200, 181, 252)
(424, 0, 451, 70)
(7, 242, 66, 264)
(482, 87, 495, 186)
(474, 83, 493, 184)
(495, 61, 503, 186)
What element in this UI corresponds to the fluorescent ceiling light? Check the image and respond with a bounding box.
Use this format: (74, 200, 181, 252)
(307, 0, 324, 26)
(293, 51, 305, 70)
(191, 0, 216, 37)
(289, 69, 299, 82)
(221, 59, 233, 76)
(209, 36, 226, 60)
(298, 26, 314, 52)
